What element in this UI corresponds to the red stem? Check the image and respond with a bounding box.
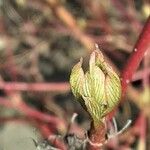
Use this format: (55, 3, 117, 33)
(88, 122, 106, 150)
(37, 122, 67, 150)
(0, 97, 66, 128)
(0, 82, 70, 92)
(121, 16, 150, 96)
(132, 68, 150, 82)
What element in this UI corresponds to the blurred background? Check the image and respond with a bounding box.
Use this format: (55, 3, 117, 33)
(0, 0, 149, 150)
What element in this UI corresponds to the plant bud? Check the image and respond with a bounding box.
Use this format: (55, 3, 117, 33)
(70, 50, 121, 126)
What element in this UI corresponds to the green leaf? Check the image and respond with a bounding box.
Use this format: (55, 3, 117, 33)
(70, 50, 121, 127)
(69, 58, 84, 99)
(105, 63, 121, 112)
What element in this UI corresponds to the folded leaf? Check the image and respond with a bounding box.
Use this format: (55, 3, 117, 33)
(70, 49, 121, 127)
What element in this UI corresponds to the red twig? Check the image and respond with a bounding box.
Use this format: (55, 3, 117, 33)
(0, 97, 66, 128)
(88, 122, 106, 150)
(0, 82, 70, 92)
(0, 117, 30, 124)
(37, 123, 67, 150)
(143, 49, 150, 88)
(132, 68, 150, 82)
(121, 17, 150, 96)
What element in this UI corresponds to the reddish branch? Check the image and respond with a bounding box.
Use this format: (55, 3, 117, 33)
(132, 68, 150, 82)
(121, 16, 150, 96)
(88, 122, 106, 150)
(0, 97, 66, 128)
(37, 122, 67, 150)
(0, 82, 70, 92)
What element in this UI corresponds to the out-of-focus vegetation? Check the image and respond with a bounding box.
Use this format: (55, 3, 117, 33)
(0, 0, 149, 149)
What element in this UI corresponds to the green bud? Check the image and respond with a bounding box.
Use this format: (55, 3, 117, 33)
(70, 50, 121, 126)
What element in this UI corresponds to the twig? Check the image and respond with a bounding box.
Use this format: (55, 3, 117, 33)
(0, 97, 65, 127)
(132, 68, 150, 81)
(0, 82, 70, 92)
(88, 122, 106, 150)
(121, 16, 150, 96)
